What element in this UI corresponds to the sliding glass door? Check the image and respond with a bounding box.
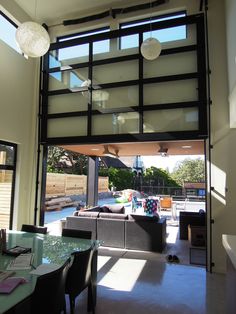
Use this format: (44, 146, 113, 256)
(0, 141, 17, 229)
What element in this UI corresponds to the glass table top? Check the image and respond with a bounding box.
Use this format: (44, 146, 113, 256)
(0, 231, 96, 314)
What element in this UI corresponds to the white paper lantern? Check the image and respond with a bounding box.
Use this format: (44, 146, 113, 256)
(15, 21, 50, 58)
(140, 37, 162, 61)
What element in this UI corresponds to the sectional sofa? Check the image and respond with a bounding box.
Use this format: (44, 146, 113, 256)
(65, 204, 166, 252)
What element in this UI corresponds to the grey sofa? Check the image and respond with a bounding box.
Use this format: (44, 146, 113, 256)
(65, 205, 166, 252)
(125, 215, 166, 252)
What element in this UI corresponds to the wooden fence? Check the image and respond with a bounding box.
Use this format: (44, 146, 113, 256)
(46, 173, 109, 198)
(0, 182, 11, 229)
(0, 171, 12, 183)
(0, 173, 109, 226)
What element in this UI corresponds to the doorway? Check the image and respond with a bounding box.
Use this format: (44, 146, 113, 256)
(40, 139, 207, 268)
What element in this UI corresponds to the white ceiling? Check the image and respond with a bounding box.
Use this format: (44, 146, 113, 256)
(14, 0, 143, 24)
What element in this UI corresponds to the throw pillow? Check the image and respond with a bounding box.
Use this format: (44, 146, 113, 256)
(102, 204, 125, 214)
(144, 199, 158, 216)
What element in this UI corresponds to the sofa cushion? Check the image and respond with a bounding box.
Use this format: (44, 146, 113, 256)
(82, 206, 100, 212)
(99, 213, 128, 220)
(128, 214, 159, 221)
(78, 211, 99, 218)
(144, 199, 158, 216)
(101, 204, 125, 214)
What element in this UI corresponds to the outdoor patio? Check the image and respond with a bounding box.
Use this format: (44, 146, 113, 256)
(45, 196, 206, 267)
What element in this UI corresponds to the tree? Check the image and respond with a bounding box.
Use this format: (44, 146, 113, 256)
(47, 146, 88, 175)
(171, 158, 205, 185)
(142, 166, 180, 194)
(106, 167, 134, 190)
(47, 146, 66, 173)
(143, 166, 179, 187)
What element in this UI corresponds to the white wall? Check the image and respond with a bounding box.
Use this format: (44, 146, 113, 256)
(0, 0, 39, 229)
(208, 0, 236, 273)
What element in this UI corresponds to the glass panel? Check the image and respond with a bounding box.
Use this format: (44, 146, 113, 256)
(47, 117, 87, 137)
(0, 144, 15, 166)
(121, 34, 139, 50)
(48, 93, 88, 114)
(120, 12, 186, 49)
(0, 170, 13, 229)
(144, 80, 198, 105)
(93, 60, 138, 84)
(92, 112, 139, 135)
(49, 44, 89, 69)
(59, 28, 109, 56)
(0, 13, 21, 53)
(49, 54, 61, 69)
(144, 51, 197, 78)
(49, 68, 88, 91)
(92, 86, 138, 110)
(143, 107, 198, 133)
(159, 24, 196, 49)
(93, 36, 138, 61)
(93, 39, 110, 55)
(143, 25, 186, 43)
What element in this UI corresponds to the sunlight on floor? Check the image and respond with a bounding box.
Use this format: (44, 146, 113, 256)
(166, 225, 178, 244)
(98, 258, 146, 292)
(97, 255, 112, 271)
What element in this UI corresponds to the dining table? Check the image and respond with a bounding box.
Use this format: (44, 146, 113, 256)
(0, 230, 98, 314)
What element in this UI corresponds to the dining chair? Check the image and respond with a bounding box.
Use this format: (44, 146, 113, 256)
(21, 224, 48, 234)
(62, 228, 92, 239)
(30, 258, 70, 314)
(65, 244, 96, 314)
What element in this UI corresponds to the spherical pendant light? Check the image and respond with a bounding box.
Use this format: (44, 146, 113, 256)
(140, 37, 162, 61)
(15, 21, 50, 58)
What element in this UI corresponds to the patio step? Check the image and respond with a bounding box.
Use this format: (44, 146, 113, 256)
(45, 196, 78, 211)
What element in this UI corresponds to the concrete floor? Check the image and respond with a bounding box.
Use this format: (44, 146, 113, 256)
(47, 207, 225, 314)
(70, 247, 225, 314)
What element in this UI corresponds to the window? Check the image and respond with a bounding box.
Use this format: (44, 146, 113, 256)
(0, 11, 21, 53)
(49, 55, 62, 81)
(0, 141, 17, 229)
(57, 27, 110, 61)
(120, 12, 186, 49)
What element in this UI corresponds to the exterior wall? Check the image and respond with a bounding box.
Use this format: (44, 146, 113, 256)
(0, 0, 39, 229)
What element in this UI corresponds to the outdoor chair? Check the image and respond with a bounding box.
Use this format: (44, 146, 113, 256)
(62, 228, 92, 239)
(21, 224, 47, 234)
(30, 258, 70, 314)
(65, 243, 96, 314)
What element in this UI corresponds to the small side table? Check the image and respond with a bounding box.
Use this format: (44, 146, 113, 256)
(189, 246, 206, 266)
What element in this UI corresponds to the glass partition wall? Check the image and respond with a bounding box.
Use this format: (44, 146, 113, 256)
(41, 13, 207, 146)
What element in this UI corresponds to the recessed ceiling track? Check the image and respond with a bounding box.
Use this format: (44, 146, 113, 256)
(63, 0, 167, 26)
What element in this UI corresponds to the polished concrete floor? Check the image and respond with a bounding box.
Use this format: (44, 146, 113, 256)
(48, 208, 224, 313)
(70, 248, 226, 314)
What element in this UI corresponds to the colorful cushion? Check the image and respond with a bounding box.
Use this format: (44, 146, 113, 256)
(144, 199, 158, 216)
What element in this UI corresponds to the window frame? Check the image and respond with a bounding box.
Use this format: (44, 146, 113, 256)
(0, 10, 22, 54)
(57, 26, 110, 42)
(0, 140, 17, 230)
(119, 10, 187, 49)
